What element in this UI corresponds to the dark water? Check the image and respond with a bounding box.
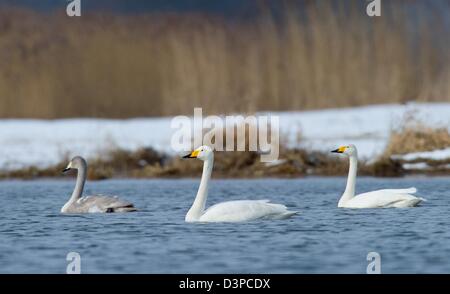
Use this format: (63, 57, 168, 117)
(0, 177, 449, 273)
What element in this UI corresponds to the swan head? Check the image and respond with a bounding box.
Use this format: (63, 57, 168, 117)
(331, 144, 357, 157)
(183, 145, 213, 161)
(62, 156, 87, 173)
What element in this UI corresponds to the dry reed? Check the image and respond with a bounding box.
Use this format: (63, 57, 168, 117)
(0, 1, 449, 118)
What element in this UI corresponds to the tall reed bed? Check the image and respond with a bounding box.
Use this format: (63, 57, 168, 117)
(0, 1, 449, 118)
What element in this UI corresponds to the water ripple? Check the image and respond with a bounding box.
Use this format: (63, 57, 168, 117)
(0, 177, 449, 273)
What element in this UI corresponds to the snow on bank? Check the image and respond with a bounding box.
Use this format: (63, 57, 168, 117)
(392, 148, 450, 162)
(401, 162, 450, 171)
(0, 118, 174, 170)
(276, 103, 450, 157)
(0, 103, 449, 170)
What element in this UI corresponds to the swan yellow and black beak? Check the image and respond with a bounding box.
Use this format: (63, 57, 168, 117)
(62, 162, 72, 173)
(331, 146, 347, 153)
(183, 150, 200, 159)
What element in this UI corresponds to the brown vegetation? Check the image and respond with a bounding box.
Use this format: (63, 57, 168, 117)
(0, 1, 449, 118)
(2, 143, 449, 181)
(384, 117, 450, 156)
(0, 146, 401, 180)
(2, 114, 450, 179)
(381, 115, 450, 175)
(1, 111, 449, 179)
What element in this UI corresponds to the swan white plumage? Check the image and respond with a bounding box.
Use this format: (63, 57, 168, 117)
(61, 156, 137, 213)
(332, 144, 425, 208)
(183, 146, 297, 222)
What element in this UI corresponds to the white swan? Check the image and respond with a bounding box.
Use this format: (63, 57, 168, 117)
(61, 156, 137, 213)
(332, 144, 425, 208)
(183, 146, 297, 222)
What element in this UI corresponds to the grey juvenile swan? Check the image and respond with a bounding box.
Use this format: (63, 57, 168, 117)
(61, 156, 137, 213)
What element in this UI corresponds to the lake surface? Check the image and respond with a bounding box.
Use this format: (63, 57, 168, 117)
(0, 177, 449, 273)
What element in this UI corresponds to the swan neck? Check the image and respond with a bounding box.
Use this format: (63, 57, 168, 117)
(70, 165, 86, 203)
(344, 154, 358, 197)
(186, 156, 213, 221)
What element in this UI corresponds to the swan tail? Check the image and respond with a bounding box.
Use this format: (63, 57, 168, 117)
(262, 210, 297, 220)
(406, 197, 425, 207)
(255, 200, 287, 210)
(268, 203, 294, 213)
(106, 204, 137, 213)
(115, 206, 138, 213)
(279, 210, 298, 219)
(252, 200, 297, 219)
(391, 195, 425, 208)
(266, 203, 298, 219)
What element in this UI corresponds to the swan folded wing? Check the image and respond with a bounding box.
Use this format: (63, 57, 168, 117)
(370, 187, 417, 195)
(200, 200, 296, 222)
(75, 195, 136, 213)
(348, 189, 423, 208)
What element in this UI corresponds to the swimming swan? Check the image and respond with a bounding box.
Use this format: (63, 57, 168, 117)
(332, 144, 425, 208)
(183, 146, 297, 222)
(61, 156, 137, 213)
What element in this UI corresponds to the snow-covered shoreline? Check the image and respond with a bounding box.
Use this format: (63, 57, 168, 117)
(392, 148, 450, 162)
(1, 103, 450, 170)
